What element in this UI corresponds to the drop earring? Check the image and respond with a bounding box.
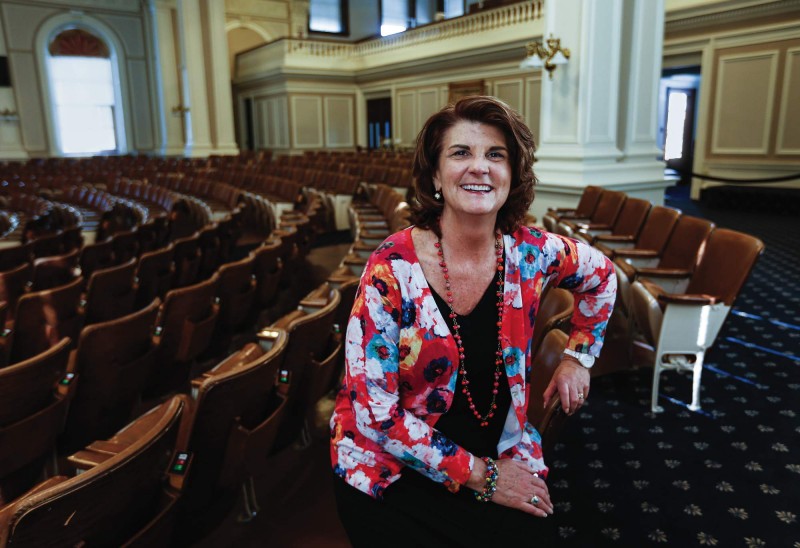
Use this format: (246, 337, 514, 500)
(434, 190, 442, 200)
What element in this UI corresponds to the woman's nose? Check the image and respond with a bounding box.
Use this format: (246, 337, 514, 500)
(468, 155, 490, 174)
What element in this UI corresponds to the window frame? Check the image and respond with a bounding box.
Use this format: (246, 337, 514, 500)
(307, 0, 350, 37)
(35, 15, 131, 157)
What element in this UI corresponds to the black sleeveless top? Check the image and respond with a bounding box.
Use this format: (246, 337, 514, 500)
(429, 275, 511, 459)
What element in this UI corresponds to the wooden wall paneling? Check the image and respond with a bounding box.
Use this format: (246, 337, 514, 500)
(291, 95, 323, 148)
(525, 76, 542, 142)
(417, 88, 439, 132)
(494, 78, 524, 116)
(396, 90, 416, 147)
(776, 47, 800, 155)
(710, 50, 779, 156)
(323, 95, 355, 147)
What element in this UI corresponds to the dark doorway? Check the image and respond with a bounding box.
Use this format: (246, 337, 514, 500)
(244, 98, 254, 151)
(659, 67, 700, 185)
(367, 97, 392, 149)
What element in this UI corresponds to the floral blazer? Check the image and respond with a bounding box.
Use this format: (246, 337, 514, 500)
(330, 226, 616, 499)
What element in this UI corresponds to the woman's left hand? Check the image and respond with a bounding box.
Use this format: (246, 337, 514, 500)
(542, 360, 590, 415)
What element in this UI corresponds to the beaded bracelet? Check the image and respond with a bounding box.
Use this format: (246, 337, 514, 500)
(473, 456, 498, 502)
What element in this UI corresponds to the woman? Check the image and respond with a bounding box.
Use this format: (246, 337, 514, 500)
(331, 96, 616, 546)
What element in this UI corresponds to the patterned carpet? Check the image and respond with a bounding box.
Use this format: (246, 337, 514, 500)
(548, 187, 800, 547)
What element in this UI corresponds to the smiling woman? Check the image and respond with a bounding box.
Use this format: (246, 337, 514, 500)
(330, 95, 616, 548)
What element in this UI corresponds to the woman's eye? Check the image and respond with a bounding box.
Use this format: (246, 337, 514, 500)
(452, 150, 468, 157)
(488, 152, 505, 159)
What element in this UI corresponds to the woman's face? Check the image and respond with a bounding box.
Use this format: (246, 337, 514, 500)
(433, 120, 512, 222)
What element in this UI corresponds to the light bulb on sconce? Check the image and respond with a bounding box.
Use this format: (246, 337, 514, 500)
(520, 34, 571, 79)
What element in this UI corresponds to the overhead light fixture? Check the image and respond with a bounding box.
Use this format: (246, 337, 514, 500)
(520, 34, 571, 79)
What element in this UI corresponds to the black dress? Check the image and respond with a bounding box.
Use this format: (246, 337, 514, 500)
(333, 275, 554, 547)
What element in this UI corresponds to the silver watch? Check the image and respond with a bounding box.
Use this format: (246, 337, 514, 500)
(562, 348, 595, 369)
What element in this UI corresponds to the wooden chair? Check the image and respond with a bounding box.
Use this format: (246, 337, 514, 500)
(572, 197, 651, 247)
(630, 228, 764, 413)
(594, 205, 681, 259)
(0, 395, 188, 547)
(0, 243, 32, 272)
(61, 226, 84, 252)
(135, 243, 175, 310)
(59, 298, 161, 454)
(327, 275, 360, 335)
(29, 232, 65, 259)
(556, 190, 626, 238)
(614, 215, 714, 316)
(83, 258, 137, 325)
(215, 254, 256, 339)
(526, 329, 571, 456)
(0, 262, 31, 324)
(542, 185, 603, 233)
(171, 233, 202, 289)
(251, 237, 284, 311)
(269, 284, 340, 447)
(197, 224, 221, 281)
(7, 277, 84, 365)
(146, 273, 220, 397)
(175, 331, 289, 540)
(30, 247, 80, 291)
(530, 287, 573, 361)
(110, 228, 140, 265)
(0, 338, 73, 504)
(78, 239, 115, 282)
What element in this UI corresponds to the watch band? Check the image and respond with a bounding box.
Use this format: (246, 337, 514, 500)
(562, 348, 595, 369)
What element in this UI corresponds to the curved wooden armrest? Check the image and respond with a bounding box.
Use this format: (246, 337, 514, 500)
(300, 284, 331, 308)
(657, 293, 717, 305)
(547, 207, 576, 215)
(343, 254, 368, 266)
(0, 477, 69, 514)
(272, 227, 296, 238)
(637, 268, 691, 279)
(328, 267, 359, 285)
(613, 259, 636, 281)
(68, 448, 116, 471)
(613, 248, 659, 258)
(271, 309, 305, 329)
(594, 234, 635, 242)
(557, 212, 585, 220)
(577, 223, 611, 232)
(359, 228, 389, 239)
(257, 327, 285, 350)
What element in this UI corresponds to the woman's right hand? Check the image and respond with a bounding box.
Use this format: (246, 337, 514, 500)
(468, 458, 553, 517)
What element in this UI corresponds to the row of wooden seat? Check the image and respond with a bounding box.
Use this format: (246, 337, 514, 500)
(549, 185, 764, 412)
(0, 267, 350, 545)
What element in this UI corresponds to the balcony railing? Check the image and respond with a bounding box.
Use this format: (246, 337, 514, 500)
(236, 1, 543, 80)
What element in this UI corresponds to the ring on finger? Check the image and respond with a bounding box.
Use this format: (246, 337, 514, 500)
(577, 392, 585, 400)
(530, 495, 540, 505)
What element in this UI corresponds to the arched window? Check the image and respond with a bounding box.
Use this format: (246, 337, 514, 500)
(47, 28, 119, 155)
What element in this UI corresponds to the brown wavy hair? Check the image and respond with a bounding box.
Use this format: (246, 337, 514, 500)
(409, 95, 537, 237)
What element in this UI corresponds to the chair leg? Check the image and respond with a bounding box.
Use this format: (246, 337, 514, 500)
(236, 476, 260, 523)
(689, 351, 706, 411)
(295, 418, 313, 450)
(651, 350, 666, 414)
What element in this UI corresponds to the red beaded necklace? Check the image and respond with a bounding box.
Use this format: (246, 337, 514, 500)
(434, 232, 505, 427)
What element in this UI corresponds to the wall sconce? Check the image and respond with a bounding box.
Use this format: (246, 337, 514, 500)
(520, 34, 571, 79)
(0, 108, 19, 122)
